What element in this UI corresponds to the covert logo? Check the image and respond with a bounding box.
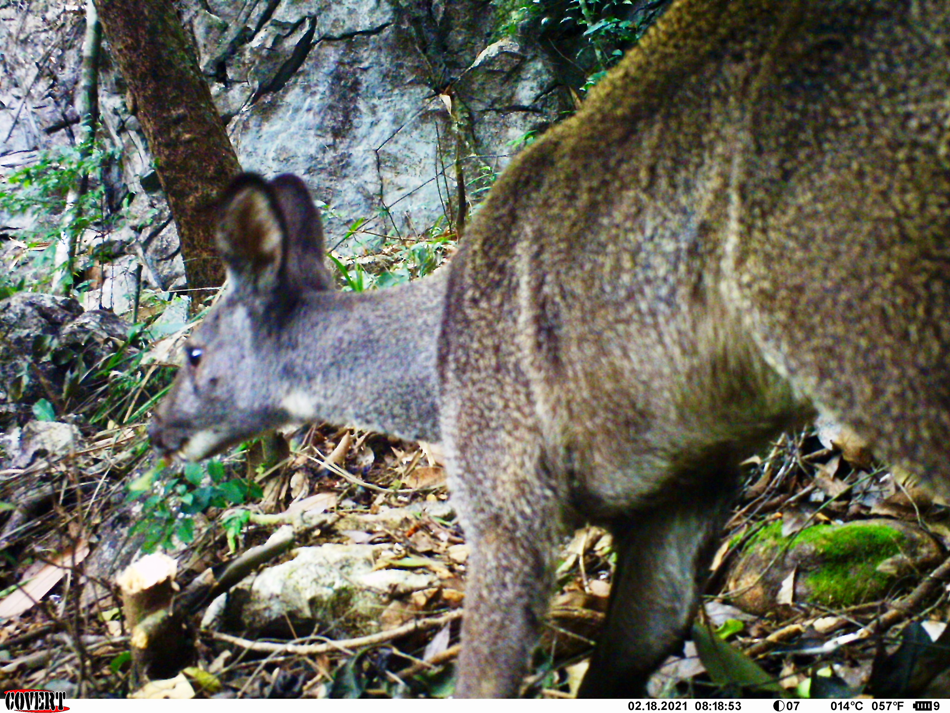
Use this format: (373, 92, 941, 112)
(4, 690, 67, 712)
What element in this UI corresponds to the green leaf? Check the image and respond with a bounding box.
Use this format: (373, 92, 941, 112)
(184, 462, 205, 487)
(219, 480, 249, 504)
(330, 651, 371, 698)
(100, 607, 122, 622)
(222, 509, 251, 533)
(126, 469, 158, 498)
(329, 255, 357, 291)
(183, 486, 215, 513)
(692, 619, 781, 693)
(206, 460, 226, 484)
(716, 618, 746, 640)
(376, 271, 409, 289)
(389, 555, 437, 569)
(176, 518, 195, 544)
(407, 663, 456, 698)
(183, 667, 223, 694)
(31, 399, 56, 422)
(343, 216, 369, 241)
(222, 510, 251, 550)
(109, 651, 132, 674)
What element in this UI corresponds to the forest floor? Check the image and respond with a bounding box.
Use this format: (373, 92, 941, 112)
(1, 398, 949, 698)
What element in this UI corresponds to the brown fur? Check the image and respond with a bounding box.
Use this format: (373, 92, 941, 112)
(151, 0, 950, 697)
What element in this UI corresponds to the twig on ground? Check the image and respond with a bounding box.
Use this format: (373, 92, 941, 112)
(208, 609, 463, 656)
(394, 643, 461, 679)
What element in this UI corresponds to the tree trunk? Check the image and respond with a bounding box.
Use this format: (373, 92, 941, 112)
(54, 0, 101, 296)
(96, 0, 240, 303)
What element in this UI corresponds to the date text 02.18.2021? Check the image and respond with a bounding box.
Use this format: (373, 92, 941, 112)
(627, 702, 738, 712)
(626, 702, 938, 713)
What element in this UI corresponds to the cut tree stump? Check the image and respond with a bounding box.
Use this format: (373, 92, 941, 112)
(117, 553, 192, 686)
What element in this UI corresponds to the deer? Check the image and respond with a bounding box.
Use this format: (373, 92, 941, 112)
(150, 0, 950, 697)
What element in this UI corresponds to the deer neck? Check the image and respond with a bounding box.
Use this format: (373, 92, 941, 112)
(276, 268, 447, 443)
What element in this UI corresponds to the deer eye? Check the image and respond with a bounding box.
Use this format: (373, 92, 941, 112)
(185, 346, 203, 368)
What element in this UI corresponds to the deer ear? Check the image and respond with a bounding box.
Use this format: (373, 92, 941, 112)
(216, 173, 285, 291)
(270, 174, 334, 292)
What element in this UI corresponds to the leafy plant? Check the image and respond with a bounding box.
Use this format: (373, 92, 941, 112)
(127, 460, 263, 552)
(0, 274, 26, 300)
(330, 254, 371, 292)
(0, 137, 122, 290)
(507, 130, 538, 150)
(493, 0, 661, 91)
(494, 0, 546, 37)
(330, 224, 455, 293)
(17, 312, 172, 427)
(469, 164, 498, 205)
(571, 0, 658, 91)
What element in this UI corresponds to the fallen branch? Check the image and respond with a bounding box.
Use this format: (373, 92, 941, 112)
(179, 524, 300, 613)
(746, 553, 950, 659)
(872, 552, 950, 631)
(209, 609, 463, 656)
(394, 643, 461, 679)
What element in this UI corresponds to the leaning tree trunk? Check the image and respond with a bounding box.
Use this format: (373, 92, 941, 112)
(96, 0, 240, 303)
(53, 0, 101, 296)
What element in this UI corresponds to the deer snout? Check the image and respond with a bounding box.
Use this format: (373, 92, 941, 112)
(148, 413, 182, 457)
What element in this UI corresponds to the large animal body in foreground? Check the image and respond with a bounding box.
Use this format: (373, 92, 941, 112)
(151, 0, 950, 697)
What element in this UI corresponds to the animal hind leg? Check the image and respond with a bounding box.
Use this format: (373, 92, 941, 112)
(577, 470, 739, 698)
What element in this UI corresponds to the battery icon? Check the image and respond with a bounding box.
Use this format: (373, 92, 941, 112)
(914, 703, 935, 711)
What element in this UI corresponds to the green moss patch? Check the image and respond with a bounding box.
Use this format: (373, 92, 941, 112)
(726, 519, 942, 614)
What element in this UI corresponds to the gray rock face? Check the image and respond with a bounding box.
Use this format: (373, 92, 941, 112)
(2, 0, 568, 298)
(0, 4, 82, 156)
(195, 0, 563, 239)
(0, 292, 131, 428)
(11, 420, 82, 468)
(0, 293, 83, 426)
